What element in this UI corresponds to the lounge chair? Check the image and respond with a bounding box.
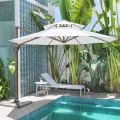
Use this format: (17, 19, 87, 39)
(41, 73, 85, 96)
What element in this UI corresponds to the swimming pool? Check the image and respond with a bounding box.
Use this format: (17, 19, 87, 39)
(19, 96, 120, 120)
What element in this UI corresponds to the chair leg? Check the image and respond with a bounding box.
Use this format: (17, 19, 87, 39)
(84, 87, 85, 94)
(45, 84, 48, 95)
(80, 89, 81, 96)
(36, 85, 38, 96)
(46, 89, 48, 95)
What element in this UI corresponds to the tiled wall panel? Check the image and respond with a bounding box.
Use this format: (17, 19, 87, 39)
(20, 0, 48, 97)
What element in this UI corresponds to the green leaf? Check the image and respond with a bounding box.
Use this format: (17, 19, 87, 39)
(116, 26, 120, 38)
(30, 11, 44, 31)
(0, 86, 2, 91)
(59, 0, 71, 20)
(8, 65, 15, 75)
(71, 0, 93, 25)
(7, 58, 15, 75)
(92, 44, 103, 56)
(49, 0, 59, 7)
(104, 0, 110, 12)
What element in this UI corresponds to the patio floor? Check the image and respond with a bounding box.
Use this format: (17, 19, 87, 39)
(0, 90, 120, 120)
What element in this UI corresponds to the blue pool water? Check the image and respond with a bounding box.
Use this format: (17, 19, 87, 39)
(19, 96, 120, 120)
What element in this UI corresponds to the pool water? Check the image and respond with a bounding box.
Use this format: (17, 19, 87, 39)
(42, 102, 120, 120)
(19, 96, 120, 120)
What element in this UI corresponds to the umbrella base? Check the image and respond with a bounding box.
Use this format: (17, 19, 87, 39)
(14, 99, 32, 108)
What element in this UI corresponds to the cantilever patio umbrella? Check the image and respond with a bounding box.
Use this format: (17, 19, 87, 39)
(11, 20, 117, 108)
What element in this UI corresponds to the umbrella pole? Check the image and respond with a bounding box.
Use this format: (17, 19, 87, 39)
(14, 45, 20, 107)
(12, 36, 39, 108)
(14, 45, 32, 108)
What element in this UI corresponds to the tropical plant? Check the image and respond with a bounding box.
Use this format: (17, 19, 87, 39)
(49, 0, 59, 6)
(59, 0, 71, 21)
(59, 0, 94, 25)
(0, 58, 8, 99)
(8, 58, 15, 75)
(107, 46, 120, 92)
(30, 8, 44, 31)
(65, 46, 81, 84)
(65, 46, 91, 84)
(0, 58, 15, 99)
(30, 7, 54, 28)
(48, 46, 67, 83)
(90, 0, 120, 92)
(71, 0, 94, 26)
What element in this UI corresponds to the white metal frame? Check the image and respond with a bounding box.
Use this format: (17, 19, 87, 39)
(35, 82, 48, 96)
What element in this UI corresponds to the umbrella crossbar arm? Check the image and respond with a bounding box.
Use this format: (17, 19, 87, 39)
(89, 36, 111, 43)
(16, 37, 40, 48)
(16, 26, 32, 34)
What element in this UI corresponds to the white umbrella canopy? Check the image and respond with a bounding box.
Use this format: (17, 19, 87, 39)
(11, 20, 117, 45)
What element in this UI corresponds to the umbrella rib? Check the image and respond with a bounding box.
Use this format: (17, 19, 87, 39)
(57, 36, 63, 42)
(56, 36, 79, 43)
(48, 36, 60, 41)
(75, 38, 82, 45)
(89, 36, 110, 43)
(48, 39, 54, 45)
(46, 24, 57, 30)
(66, 36, 71, 41)
(48, 37, 63, 43)
(63, 36, 65, 42)
(66, 36, 79, 42)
